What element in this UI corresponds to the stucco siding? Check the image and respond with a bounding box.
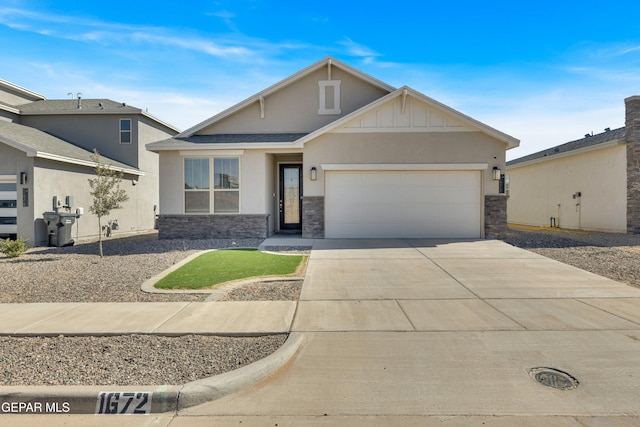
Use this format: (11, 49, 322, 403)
(241, 150, 267, 214)
(303, 131, 504, 197)
(21, 115, 140, 168)
(196, 67, 389, 135)
(32, 158, 157, 245)
(0, 144, 33, 241)
(158, 151, 183, 215)
(507, 144, 627, 232)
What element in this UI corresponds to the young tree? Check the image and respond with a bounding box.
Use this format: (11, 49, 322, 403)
(88, 150, 129, 257)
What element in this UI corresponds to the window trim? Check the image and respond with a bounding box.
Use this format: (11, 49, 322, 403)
(119, 118, 132, 144)
(183, 156, 241, 214)
(318, 80, 342, 115)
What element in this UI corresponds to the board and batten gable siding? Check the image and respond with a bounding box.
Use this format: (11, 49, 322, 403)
(507, 143, 627, 232)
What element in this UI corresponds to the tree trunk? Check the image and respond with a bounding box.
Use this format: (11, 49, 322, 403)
(98, 216, 103, 258)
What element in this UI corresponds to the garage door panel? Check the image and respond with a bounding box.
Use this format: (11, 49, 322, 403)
(325, 170, 482, 239)
(361, 186, 404, 203)
(402, 172, 440, 186)
(364, 172, 402, 185)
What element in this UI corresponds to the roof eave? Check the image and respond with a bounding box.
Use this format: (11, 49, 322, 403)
(0, 79, 46, 101)
(147, 141, 303, 151)
(507, 138, 625, 169)
(33, 152, 144, 175)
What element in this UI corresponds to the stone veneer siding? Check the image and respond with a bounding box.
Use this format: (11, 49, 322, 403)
(157, 215, 269, 240)
(484, 195, 507, 239)
(302, 196, 324, 238)
(626, 96, 640, 233)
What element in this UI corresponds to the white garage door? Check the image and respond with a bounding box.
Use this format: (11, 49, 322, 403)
(325, 170, 481, 238)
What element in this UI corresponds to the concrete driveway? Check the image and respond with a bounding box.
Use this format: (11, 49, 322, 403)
(179, 238, 640, 425)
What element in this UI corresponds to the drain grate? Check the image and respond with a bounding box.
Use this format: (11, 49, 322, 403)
(529, 367, 579, 390)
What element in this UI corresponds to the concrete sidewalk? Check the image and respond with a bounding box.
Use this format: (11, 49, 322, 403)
(3, 238, 640, 426)
(0, 301, 296, 336)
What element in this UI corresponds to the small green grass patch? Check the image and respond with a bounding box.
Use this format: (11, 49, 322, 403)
(155, 249, 306, 290)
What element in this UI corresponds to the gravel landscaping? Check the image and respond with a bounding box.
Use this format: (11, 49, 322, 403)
(0, 334, 287, 386)
(504, 227, 640, 289)
(0, 232, 305, 386)
(1, 228, 638, 386)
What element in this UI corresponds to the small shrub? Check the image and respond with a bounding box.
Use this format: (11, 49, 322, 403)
(0, 238, 30, 258)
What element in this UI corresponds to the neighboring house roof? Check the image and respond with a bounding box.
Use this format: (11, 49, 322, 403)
(18, 99, 180, 133)
(177, 56, 396, 138)
(507, 127, 626, 167)
(0, 120, 143, 175)
(0, 78, 46, 103)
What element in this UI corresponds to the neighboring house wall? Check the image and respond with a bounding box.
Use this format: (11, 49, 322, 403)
(507, 144, 627, 232)
(0, 144, 34, 240)
(20, 114, 140, 168)
(30, 158, 156, 245)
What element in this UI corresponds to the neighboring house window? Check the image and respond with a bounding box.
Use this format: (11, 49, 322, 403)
(120, 119, 132, 144)
(0, 200, 16, 208)
(318, 80, 342, 115)
(184, 157, 240, 213)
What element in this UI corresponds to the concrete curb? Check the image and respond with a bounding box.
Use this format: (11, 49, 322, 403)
(0, 332, 304, 415)
(177, 331, 304, 409)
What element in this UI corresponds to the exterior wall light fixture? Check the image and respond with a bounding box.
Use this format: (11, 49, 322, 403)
(492, 166, 501, 180)
(310, 167, 317, 181)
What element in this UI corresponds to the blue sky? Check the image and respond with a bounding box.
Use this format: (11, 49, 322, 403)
(1, 0, 639, 160)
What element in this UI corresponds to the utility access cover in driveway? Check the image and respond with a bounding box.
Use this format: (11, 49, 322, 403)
(529, 367, 579, 390)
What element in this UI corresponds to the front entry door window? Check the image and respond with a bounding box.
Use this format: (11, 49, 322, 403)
(279, 165, 302, 231)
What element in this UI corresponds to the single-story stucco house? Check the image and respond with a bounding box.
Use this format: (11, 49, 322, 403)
(0, 79, 178, 245)
(147, 57, 519, 240)
(506, 96, 640, 234)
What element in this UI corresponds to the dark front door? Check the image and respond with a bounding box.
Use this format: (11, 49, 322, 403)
(279, 164, 302, 231)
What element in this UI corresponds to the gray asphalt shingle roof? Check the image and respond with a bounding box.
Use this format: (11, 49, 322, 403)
(184, 133, 309, 143)
(147, 133, 310, 149)
(0, 120, 140, 172)
(18, 99, 140, 114)
(507, 127, 626, 166)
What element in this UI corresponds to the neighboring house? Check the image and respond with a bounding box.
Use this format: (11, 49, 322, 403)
(0, 79, 179, 245)
(147, 57, 519, 240)
(506, 96, 640, 234)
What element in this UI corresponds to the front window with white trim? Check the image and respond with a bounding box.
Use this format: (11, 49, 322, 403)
(184, 157, 240, 213)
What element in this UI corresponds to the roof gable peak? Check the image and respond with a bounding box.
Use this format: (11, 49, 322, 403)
(178, 57, 396, 138)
